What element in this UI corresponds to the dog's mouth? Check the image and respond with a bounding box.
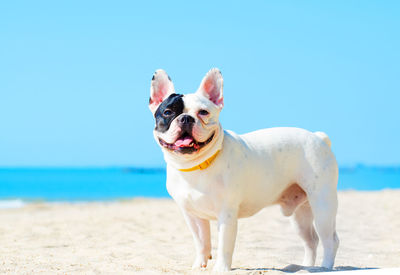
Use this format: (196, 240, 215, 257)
(159, 132, 215, 154)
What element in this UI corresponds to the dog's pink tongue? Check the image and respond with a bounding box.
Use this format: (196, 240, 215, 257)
(175, 136, 193, 147)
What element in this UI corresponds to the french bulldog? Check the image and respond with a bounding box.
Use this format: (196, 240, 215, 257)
(149, 68, 339, 272)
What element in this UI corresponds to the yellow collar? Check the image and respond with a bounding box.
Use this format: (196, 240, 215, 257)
(178, 150, 221, 172)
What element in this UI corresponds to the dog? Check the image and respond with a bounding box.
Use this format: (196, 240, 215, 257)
(149, 68, 339, 272)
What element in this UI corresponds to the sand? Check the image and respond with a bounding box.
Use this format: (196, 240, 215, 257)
(0, 190, 399, 274)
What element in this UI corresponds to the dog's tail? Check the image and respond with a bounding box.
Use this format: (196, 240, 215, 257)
(314, 131, 332, 148)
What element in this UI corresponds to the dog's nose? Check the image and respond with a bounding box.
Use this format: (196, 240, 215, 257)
(178, 115, 195, 125)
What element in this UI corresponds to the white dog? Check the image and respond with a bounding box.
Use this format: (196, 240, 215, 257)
(149, 68, 339, 272)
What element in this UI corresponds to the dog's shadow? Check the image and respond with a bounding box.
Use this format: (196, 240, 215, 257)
(234, 264, 378, 273)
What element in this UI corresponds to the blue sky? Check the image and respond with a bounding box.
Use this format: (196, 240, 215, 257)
(1, 1, 399, 167)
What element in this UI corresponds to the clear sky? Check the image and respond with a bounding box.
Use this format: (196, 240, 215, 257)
(1, 1, 399, 167)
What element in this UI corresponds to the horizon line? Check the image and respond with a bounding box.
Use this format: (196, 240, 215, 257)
(0, 164, 400, 170)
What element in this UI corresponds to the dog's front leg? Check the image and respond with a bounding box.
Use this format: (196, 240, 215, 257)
(181, 211, 212, 269)
(214, 208, 238, 272)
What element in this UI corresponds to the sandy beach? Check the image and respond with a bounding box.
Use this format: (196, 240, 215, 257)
(0, 190, 399, 274)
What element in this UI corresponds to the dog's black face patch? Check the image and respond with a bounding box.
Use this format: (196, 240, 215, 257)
(154, 93, 184, 133)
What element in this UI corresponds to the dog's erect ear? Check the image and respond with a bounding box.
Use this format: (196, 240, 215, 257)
(197, 68, 223, 109)
(149, 69, 175, 113)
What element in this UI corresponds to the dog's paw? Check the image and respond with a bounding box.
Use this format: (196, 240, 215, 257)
(191, 255, 211, 270)
(212, 260, 231, 272)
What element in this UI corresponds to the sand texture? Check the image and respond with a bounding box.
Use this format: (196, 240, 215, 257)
(0, 190, 399, 274)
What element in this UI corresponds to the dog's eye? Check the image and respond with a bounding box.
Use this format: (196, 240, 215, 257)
(198, 110, 209, 116)
(163, 110, 172, 116)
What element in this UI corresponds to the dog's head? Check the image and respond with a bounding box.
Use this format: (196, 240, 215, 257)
(149, 68, 224, 166)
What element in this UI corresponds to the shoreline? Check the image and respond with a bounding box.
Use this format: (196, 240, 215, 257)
(1, 188, 399, 207)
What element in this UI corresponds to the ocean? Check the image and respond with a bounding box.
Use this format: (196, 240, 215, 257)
(0, 166, 399, 203)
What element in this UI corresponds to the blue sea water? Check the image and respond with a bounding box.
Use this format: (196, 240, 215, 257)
(0, 166, 399, 202)
(0, 168, 168, 201)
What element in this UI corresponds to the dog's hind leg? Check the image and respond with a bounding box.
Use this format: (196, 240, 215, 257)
(290, 201, 319, 266)
(308, 187, 339, 269)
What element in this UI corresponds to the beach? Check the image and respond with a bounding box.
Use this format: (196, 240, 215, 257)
(0, 190, 399, 274)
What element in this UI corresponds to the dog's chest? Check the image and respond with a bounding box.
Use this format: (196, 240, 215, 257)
(167, 172, 225, 220)
(182, 188, 218, 220)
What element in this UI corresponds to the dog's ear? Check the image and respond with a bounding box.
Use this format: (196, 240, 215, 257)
(197, 68, 223, 109)
(149, 69, 175, 113)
